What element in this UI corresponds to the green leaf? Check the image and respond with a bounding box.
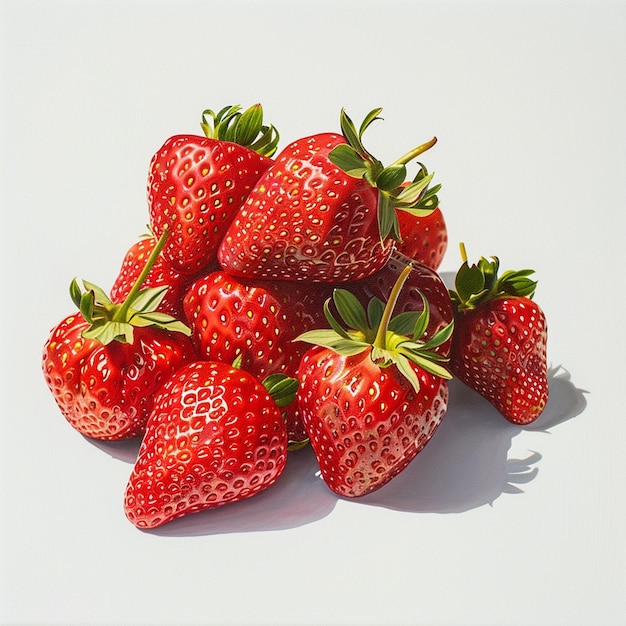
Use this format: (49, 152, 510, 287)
(69, 278, 82, 309)
(295, 329, 370, 356)
(262, 374, 299, 408)
(400, 349, 452, 380)
(328, 144, 368, 178)
(395, 172, 434, 204)
(376, 164, 407, 192)
(378, 190, 400, 241)
(390, 352, 421, 393)
(234, 103, 263, 146)
(333, 288, 369, 333)
(81, 280, 112, 306)
(128, 286, 169, 313)
(454, 262, 486, 303)
(359, 107, 383, 139)
(339, 108, 364, 154)
(388, 311, 422, 336)
(367, 297, 385, 330)
(420, 321, 454, 351)
(323, 298, 353, 340)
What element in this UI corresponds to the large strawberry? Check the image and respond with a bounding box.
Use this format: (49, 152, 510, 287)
(296, 265, 453, 497)
(344, 248, 453, 357)
(124, 360, 296, 529)
(110, 232, 211, 321)
(182, 270, 333, 445)
(218, 107, 440, 283)
(148, 103, 279, 275)
(42, 231, 196, 440)
(449, 245, 548, 425)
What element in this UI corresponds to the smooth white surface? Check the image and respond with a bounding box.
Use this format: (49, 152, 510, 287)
(2, 1, 625, 624)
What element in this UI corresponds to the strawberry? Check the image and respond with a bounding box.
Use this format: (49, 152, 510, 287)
(296, 265, 453, 497)
(218, 107, 440, 283)
(394, 168, 447, 270)
(110, 233, 211, 321)
(182, 270, 333, 446)
(344, 248, 453, 357)
(42, 231, 196, 440)
(147, 104, 279, 275)
(449, 244, 548, 425)
(123, 361, 296, 529)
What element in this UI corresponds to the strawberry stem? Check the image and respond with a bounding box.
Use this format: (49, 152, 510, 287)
(112, 229, 169, 323)
(373, 264, 412, 350)
(390, 137, 438, 167)
(459, 241, 468, 263)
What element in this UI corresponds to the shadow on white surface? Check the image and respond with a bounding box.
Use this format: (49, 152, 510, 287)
(87, 364, 587, 536)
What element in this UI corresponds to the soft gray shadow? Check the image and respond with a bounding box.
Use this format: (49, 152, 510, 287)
(87, 436, 141, 463)
(357, 363, 588, 513)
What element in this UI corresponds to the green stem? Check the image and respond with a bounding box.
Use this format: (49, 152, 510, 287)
(112, 229, 169, 322)
(373, 264, 412, 350)
(390, 137, 437, 167)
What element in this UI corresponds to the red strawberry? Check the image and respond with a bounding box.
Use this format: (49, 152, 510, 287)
(110, 233, 211, 321)
(449, 245, 548, 425)
(123, 361, 295, 529)
(296, 265, 453, 497)
(344, 248, 454, 357)
(396, 206, 448, 270)
(42, 231, 196, 440)
(393, 169, 446, 270)
(182, 270, 333, 445)
(218, 107, 440, 283)
(148, 104, 279, 275)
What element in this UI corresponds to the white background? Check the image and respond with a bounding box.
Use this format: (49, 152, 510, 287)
(1, 1, 625, 624)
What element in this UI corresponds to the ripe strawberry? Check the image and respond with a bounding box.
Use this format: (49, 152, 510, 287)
(296, 265, 453, 497)
(394, 168, 447, 270)
(344, 248, 453, 357)
(42, 231, 196, 440)
(123, 361, 295, 529)
(449, 245, 548, 425)
(148, 104, 279, 275)
(182, 270, 333, 446)
(110, 233, 211, 321)
(218, 107, 440, 283)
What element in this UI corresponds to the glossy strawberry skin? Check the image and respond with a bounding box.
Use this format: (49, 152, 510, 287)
(450, 296, 548, 425)
(124, 360, 288, 529)
(344, 251, 454, 357)
(110, 236, 209, 321)
(217, 132, 394, 283)
(297, 346, 449, 497)
(42, 313, 196, 440)
(396, 206, 448, 271)
(148, 135, 273, 275)
(183, 270, 332, 444)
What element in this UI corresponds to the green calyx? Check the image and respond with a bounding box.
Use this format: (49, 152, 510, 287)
(450, 242, 538, 311)
(70, 230, 191, 345)
(296, 265, 453, 393)
(262, 373, 299, 409)
(200, 103, 280, 157)
(327, 108, 441, 242)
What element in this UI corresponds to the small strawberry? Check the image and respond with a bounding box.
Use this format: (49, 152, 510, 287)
(148, 103, 279, 275)
(218, 107, 440, 283)
(394, 168, 447, 270)
(296, 265, 453, 497)
(123, 361, 296, 529)
(449, 244, 548, 425)
(110, 233, 211, 321)
(344, 248, 454, 357)
(182, 270, 333, 446)
(42, 231, 196, 440)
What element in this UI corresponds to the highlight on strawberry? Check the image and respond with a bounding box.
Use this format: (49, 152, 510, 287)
(295, 265, 453, 497)
(449, 243, 549, 425)
(42, 229, 196, 441)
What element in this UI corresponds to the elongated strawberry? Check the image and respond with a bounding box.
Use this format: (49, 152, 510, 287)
(148, 104, 279, 275)
(296, 265, 453, 497)
(182, 270, 333, 445)
(218, 107, 440, 283)
(449, 244, 548, 425)
(344, 249, 453, 357)
(124, 361, 295, 529)
(110, 233, 211, 321)
(42, 231, 196, 440)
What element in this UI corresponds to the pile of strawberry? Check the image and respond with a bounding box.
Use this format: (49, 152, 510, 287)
(42, 104, 549, 530)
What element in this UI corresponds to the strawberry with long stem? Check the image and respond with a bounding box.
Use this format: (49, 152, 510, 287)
(42, 229, 196, 440)
(296, 265, 453, 497)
